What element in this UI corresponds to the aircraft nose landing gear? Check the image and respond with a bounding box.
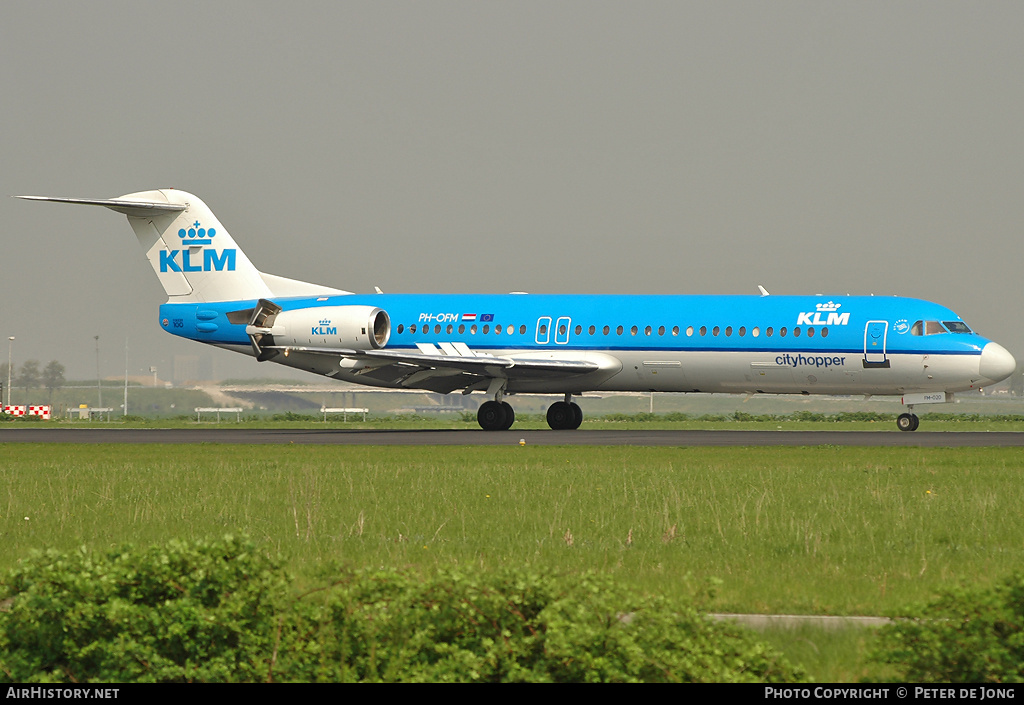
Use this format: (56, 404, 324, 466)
(896, 412, 920, 432)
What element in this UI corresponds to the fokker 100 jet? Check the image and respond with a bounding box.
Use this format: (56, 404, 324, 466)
(19, 190, 1017, 431)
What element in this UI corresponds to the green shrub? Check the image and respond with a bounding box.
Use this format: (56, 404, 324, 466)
(0, 537, 806, 683)
(662, 412, 690, 421)
(0, 535, 287, 683)
(281, 568, 805, 683)
(269, 412, 321, 422)
(871, 573, 1024, 682)
(831, 411, 893, 422)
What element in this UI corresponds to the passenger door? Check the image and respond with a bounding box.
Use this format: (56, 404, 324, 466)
(863, 320, 890, 368)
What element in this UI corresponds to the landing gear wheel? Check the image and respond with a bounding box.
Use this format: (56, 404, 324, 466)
(569, 402, 583, 430)
(896, 413, 920, 432)
(478, 400, 510, 431)
(547, 401, 583, 430)
(499, 401, 515, 430)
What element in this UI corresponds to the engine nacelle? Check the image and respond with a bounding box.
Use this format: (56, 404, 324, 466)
(269, 305, 390, 350)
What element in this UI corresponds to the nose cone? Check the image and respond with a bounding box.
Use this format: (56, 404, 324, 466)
(980, 342, 1016, 383)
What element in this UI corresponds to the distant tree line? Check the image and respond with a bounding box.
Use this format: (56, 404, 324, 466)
(0, 360, 65, 404)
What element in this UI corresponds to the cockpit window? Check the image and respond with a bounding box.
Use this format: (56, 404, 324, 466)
(943, 321, 972, 334)
(912, 320, 951, 336)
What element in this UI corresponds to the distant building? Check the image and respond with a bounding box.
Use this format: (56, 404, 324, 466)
(173, 355, 213, 385)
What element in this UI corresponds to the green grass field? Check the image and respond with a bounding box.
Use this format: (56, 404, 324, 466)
(3, 442, 1022, 681)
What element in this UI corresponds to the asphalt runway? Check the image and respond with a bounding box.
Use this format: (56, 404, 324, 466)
(3, 427, 1024, 446)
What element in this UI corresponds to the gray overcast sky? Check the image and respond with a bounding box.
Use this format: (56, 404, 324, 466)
(3, 1, 1023, 381)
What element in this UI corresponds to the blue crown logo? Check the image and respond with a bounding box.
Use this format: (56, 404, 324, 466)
(319, 319, 331, 326)
(178, 221, 217, 245)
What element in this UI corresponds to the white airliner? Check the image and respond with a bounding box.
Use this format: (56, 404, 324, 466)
(19, 189, 1017, 431)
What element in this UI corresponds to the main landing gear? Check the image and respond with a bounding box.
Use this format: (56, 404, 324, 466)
(896, 412, 920, 432)
(477, 400, 515, 431)
(475, 392, 583, 431)
(546, 397, 583, 430)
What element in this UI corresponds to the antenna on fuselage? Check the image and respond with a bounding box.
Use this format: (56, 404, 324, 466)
(757, 285, 770, 297)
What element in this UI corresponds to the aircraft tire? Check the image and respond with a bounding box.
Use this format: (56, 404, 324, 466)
(569, 402, 583, 429)
(896, 413, 919, 432)
(500, 401, 515, 430)
(547, 401, 578, 430)
(478, 401, 510, 431)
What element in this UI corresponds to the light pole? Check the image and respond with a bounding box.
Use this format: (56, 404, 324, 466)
(94, 335, 102, 408)
(123, 337, 128, 418)
(6, 337, 13, 408)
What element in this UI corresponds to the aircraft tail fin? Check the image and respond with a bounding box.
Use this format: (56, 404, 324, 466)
(17, 190, 347, 302)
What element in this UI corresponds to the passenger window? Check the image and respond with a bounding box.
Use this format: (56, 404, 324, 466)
(471, 325, 477, 334)
(645, 326, 652, 336)
(575, 325, 582, 335)
(495, 325, 502, 335)
(712, 326, 720, 336)
(793, 327, 801, 337)
(589, 325, 596, 335)
(807, 327, 814, 337)
(458, 324, 465, 334)
(603, 326, 610, 335)
(409, 324, 417, 333)
(725, 326, 732, 337)
(780, 327, 787, 337)
(673, 326, 680, 336)
(520, 325, 527, 335)
(482, 325, 490, 334)
(559, 324, 567, 335)
(398, 324, 404, 334)
(700, 326, 707, 336)
(821, 327, 828, 338)
(752, 327, 759, 337)
(434, 324, 441, 334)
(616, 326, 624, 335)
(686, 326, 693, 337)
(738, 326, 746, 337)
(766, 327, 773, 337)
(539, 324, 547, 335)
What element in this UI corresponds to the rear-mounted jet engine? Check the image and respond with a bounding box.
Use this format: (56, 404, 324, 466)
(245, 298, 390, 360)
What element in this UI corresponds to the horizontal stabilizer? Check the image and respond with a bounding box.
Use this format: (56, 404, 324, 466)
(16, 195, 186, 218)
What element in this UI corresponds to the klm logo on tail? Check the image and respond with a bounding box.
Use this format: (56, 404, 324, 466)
(159, 221, 237, 273)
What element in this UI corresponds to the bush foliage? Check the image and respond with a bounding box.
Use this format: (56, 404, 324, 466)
(872, 573, 1024, 682)
(0, 536, 805, 683)
(0, 536, 287, 683)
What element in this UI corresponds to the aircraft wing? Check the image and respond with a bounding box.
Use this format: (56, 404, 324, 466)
(261, 344, 602, 392)
(265, 344, 600, 375)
